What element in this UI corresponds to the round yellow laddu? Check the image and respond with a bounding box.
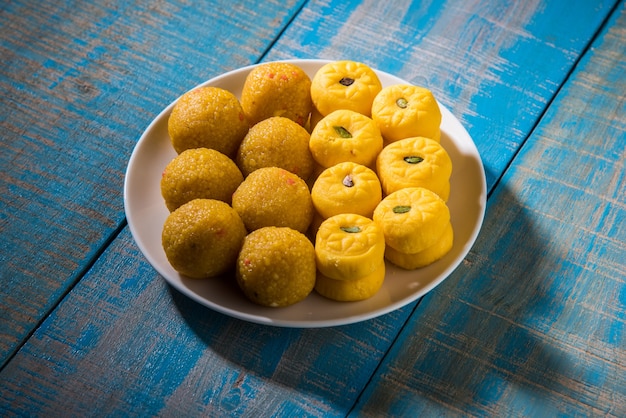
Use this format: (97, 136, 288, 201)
(161, 148, 244, 212)
(161, 199, 247, 279)
(236, 116, 314, 180)
(315, 213, 385, 281)
(315, 261, 385, 302)
(376, 136, 452, 200)
(232, 167, 313, 233)
(373, 187, 450, 253)
(311, 162, 382, 219)
(310, 60, 382, 117)
(241, 62, 312, 127)
(167, 86, 248, 157)
(371, 84, 441, 143)
(385, 222, 454, 269)
(309, 109, 383, 168)
(236, 227, 316, 307)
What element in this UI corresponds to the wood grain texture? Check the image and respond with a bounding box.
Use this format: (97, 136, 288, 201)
(0, 227, 413, 416)
(352, 2, 626, 416)
(0, 0, 306, 367)
(0, 0, 623, 416)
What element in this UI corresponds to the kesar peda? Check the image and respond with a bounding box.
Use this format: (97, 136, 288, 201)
(315, 213, 385, 281)
(309, 109, 383, 169)
(315, 261, 385, 302)
(385, 222, 454, 270)
(373, 187, 449, 254)
(376, 136, 452, 200)
(371, 84, 441, 143)
(310, 60, 382, 117)
(311, 162, 382, 219)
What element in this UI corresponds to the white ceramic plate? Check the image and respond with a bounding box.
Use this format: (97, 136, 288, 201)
(124, 59, 486, 328)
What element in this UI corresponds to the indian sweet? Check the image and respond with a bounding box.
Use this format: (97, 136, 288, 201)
(167, 86, 248, 156)
(373, 187, 449, 254)
(315, 213, 385, 281)
(376, 136, 452, 200)
(236, 116, 314, 180)
(385, 222, 454, 270)
(309, 109, 383, 168)
(311, 162, 382, 219)
(160, 148, 244, 212)
(315, 262, 385, 302)
(161, 199, 247, 279)
(241, 62, 312, 127)
(236, 226, 316, 307)
(371, 84, 441, 143)
(231, 166, 313, 233)
(310, 60, 382, 117)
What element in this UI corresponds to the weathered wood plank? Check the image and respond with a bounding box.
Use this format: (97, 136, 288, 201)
(352, 2, 626, 416)
(0, 227, 413, 417)
(0, 0, 307, 367)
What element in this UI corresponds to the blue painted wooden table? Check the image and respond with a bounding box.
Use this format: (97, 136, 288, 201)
(1, 0, 624, 416)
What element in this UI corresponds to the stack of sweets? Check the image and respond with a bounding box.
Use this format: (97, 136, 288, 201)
(314, 214, 386, 301)
(373, 187, 453, 270)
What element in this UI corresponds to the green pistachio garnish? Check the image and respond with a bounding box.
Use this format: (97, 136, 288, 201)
(340, 226, 361, 233)
(393, 205, 411, 214)
(333, 126, 352, 138)
(404, 156, 424, 164)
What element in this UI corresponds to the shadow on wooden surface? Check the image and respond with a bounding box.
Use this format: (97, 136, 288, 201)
(354, 181, 584, 416)
(168, 282, 412, 415)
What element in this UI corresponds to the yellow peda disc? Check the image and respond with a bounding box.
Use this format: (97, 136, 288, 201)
(376, 136, 452, 200)
(315, 261, 385, 302)
(373, 187, 450, 253)
(311, 162, 382, 219)
(232, 166, 313, 233)
(161, 148, 244, 212)
(236, 116, 314, 180)
(310, 60, 383, 117)
(309, 109, 383, 168)
(161, 199, 247, 279)
(237, 227, 316, 307)
(385, 222, 454, 269)
(371, 84, 442, 143)
(315, 213, 385, 281)
(241, 62, 312, 127)
(167, 86, 248, 157)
